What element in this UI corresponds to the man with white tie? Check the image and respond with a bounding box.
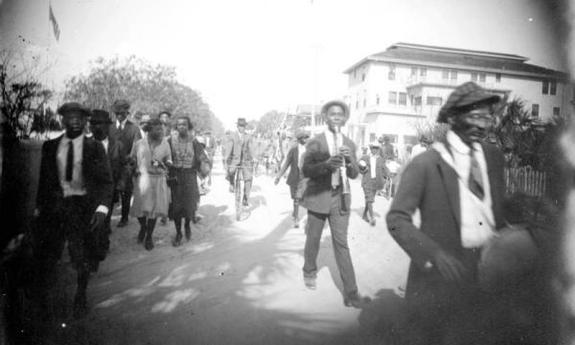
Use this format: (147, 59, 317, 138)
(300, 100, 370, 308)
(35, 102, 113, 318)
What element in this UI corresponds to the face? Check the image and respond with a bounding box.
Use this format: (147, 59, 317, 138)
(148, 124, 163, 140)
(63, 112, 87, 138)
(237, 124, 246, 134)
(90, 122, 109, 140)
(115, 110, 129, 123)
(297, 136, 309, 145)
(176, 119, 189, 136)
(449, 105, 494, 146)
(160, 113, 170, 124)
(325, 105, 347, 131)
(139, 115, 151, 130)
(370, 146, 379, 155)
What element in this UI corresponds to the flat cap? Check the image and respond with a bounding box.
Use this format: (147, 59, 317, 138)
(90, 109, 113, 124)
(57, 102, 92, 117)
(111, 99, 131, 113)
(437, 82, 500, 123)
(321, 100, 349, 119)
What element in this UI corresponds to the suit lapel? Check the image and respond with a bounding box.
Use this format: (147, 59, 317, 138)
(436, 155, 461, 229)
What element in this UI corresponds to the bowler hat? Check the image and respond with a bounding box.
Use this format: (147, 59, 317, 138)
(437, 82, 501, 123)
(111, 99, 131, 113)
(295, 130, 310, 139)
(321, 100, 349, 119)
(90, 109, 113, 124)
(57, 102, 92, 117)
(237, 118, 248, 126)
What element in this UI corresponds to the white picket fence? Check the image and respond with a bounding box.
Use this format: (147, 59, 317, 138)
(504, 166, 546, 197)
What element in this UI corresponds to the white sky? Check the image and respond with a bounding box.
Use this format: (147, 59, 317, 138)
(0, 0, 569, 129)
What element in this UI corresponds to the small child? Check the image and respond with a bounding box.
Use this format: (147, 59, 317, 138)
(358, 143, 389, 226)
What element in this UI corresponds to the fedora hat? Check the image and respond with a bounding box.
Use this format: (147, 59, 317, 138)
(111, 99, 130, 113)
(90, 109, 113, 124)
(237, 118, 248, 126)
(57, 102, 92, 117)
(437, 82, 501, 123)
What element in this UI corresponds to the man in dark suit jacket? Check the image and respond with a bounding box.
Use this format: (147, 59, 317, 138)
(35, 102, 113, 318)
(386, 82, 506, 344)
(110, 99, 141, 227)
(300, 100, 369, 308)
(274, 129, 310, 228)
(359, 142, 388, 226)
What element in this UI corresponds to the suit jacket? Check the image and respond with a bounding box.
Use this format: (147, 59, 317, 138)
(104, 136, 125, 192)
(224, 131, 256, 167)
(359, 154, 388, 190)
(281, 144, 301, 188)
(386, 143, 505, 300)
(36, 135, 114, 218)
(301, 132, 359, 214)
(110, 120, 141, 159)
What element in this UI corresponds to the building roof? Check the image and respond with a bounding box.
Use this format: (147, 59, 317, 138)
(344, 42, 568, 79)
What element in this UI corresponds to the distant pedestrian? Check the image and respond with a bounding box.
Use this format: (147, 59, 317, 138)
(110, 99, 141, 228)
(274, 129, 310, 228)
(167, 117, 210, 246)
(358, 142, 388, 226)
(130, 119, 172, 250)
(379, 135, 397, 161)
(411, 135, 431, 159)
(224, 118, 256, 207)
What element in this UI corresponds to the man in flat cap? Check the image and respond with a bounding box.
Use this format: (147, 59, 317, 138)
(386, 82, 506, 344)
(274, 129, 310, 228)
(224, 118, 256, 207)
(110, 99, 141, 227)
(35, 102, 113, 318)
(300, 100, 369, 308)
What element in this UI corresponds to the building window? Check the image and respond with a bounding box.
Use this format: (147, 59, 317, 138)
(450, 70, 457, 81)
(420, 68, 427, 77)
(414, 96, 422, 106)
(471, 72, 478, 82)
(426, 96, 442, 106)
(532, 104, 539, 117)
(362, 73, 366, 82)
(388, 91, 397, 104)
(399, 92, 407, 105)
(479, 73, 486, 82)
(370, 133, 377, 143)
(388, 64, 396, 80)
(411, 67, 417, 76)
(553, 107, 560, 117)
(363, 97, 367, 107)
(442, 70, 449, 80)
(376, 94, 380, 105)
(496, 73, 501, 82)
(550, 81, 557, 95)
(542, 80, 549, 95)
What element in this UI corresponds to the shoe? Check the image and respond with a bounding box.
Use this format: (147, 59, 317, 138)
(370, 219, 376, 226)
(362, 215, 370, 223)
(242, 200, 250, 207)
(144, 235, 154, 251)
(344, 293, 371, 308)
(185, 227, 191, 241)
(160, 217, 167, 226)
(229, 185, 234, 193)
(303, 276, 317, 290)
(117, 219, 128, 228)
(137, 228, 146, 243)
(73, 293, 88, 319)
(173, 232, 183, 247)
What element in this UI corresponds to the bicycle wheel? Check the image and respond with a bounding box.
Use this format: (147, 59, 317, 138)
(234, 168, 244, 221)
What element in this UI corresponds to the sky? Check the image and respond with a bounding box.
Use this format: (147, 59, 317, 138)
(0, 0, 570, 129)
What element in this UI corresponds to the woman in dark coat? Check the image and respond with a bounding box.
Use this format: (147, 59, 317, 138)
(168, 116, 210, 246)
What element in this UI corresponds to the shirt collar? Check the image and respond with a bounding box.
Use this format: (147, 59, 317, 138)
(63, 133, 84, 143)
(117, 119, 128, 128)
(446, 130, 472, 155)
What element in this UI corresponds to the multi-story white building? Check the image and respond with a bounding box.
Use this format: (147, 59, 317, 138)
(343, 42, 572, 156)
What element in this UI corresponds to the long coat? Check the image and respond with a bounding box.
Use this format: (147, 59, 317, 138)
(300, 132, 359, 215)
(110, 120, 141, 190)
(386, 143, 505, 302)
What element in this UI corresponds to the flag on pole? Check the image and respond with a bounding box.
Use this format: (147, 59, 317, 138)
(49, 2, 60, 41)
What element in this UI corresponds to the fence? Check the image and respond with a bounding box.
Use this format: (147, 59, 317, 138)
(504, 166, 547, 197)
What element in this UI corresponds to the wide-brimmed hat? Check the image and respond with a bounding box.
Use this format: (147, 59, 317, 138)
(237, 118, 248, 126)
(321, 100, 349, 120)
(57, 102, 92, 117)
(111, 99, 130, 113)
(90, 109, 113, 124)
(437, 82, 501, 123)
(295, 130, 310, 139)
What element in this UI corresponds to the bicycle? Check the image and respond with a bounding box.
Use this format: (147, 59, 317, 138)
(232, 165, 252, 221)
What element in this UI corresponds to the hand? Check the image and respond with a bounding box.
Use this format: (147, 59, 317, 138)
(274, 177, 280, 185)
(339, 145, 352, 163)
(90, 212, 106, 232)
(327, 155, 344, 171)
(432, 250, 468, 283)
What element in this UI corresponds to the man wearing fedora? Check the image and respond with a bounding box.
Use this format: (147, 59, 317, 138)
(89, 109, 126, 264)
(224, 118, 256, 206)
(274, 129, 310, 228)
(110, 99, 141, 228)
(300, 100, 369, 308)
(359, 142, 388, 226)
(386, 82, 506, 344)
(35, 102, 113, 318)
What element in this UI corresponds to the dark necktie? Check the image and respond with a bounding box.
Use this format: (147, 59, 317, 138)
(66, 141, 74, 182)
(469, 149, 484, 200)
